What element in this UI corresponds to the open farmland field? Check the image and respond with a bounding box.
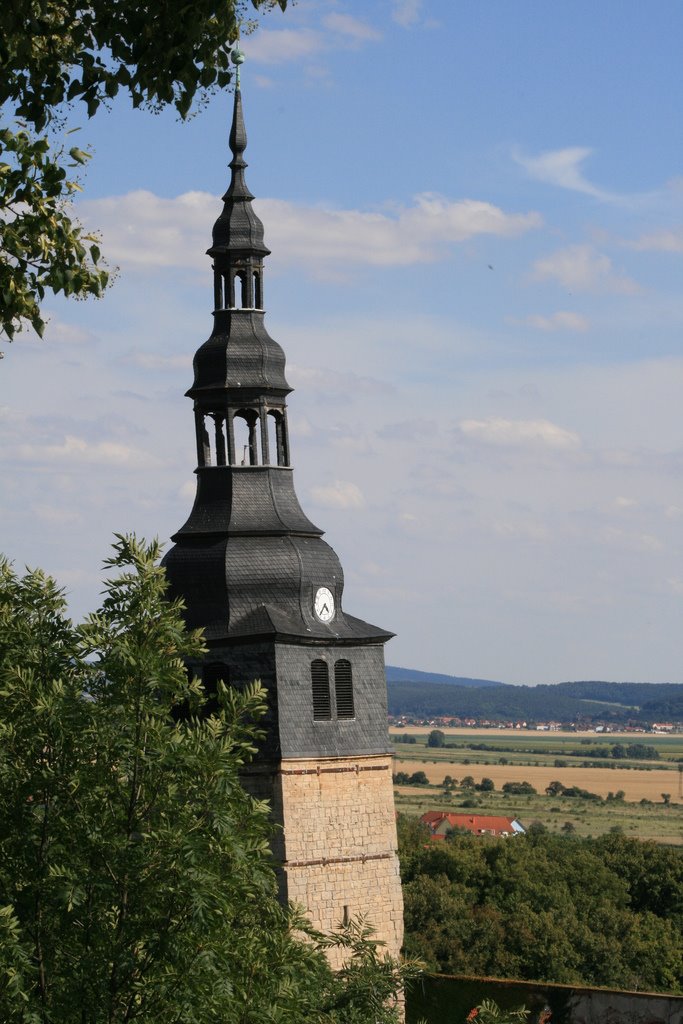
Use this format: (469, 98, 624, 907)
(390, 727, 683, 772)
(391, 728, 683, 843)
(392, 780, 683, 844)
(393, 724, 683, 739)
(390, 725, 683, 757)
(392, 757, 682, 801)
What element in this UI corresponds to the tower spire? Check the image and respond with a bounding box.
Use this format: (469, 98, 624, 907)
(208, 51, 269, 265)
(162, 52, 403, 968)
(227, 47, 248, 197)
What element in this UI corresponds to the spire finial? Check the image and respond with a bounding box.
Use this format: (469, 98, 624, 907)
(209, 42, 269, 259)
(232, 44, 245, 89)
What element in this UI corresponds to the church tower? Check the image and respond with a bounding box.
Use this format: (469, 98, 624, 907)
(162, 55, 403, 962)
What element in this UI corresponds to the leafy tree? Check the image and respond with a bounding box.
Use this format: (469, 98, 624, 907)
(460, 775, 476, 790)
(502, 781, 537, 795)
(409, 771, 429, 786)
(0, 538, 416, 1022)
(0, 129, 110, 343)
(427, 729, 446, 748)
(627, 744, 660, 760)
(0, 0, 286, 345)
(559, 785, 601, 802)
(400, 825, 683, 992)
(477, 777, 495, 792)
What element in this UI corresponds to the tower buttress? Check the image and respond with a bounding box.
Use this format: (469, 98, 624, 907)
(162, 54, 403, 963)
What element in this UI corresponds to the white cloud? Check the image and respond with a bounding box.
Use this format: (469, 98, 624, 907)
(288, 364, 393, 399)
(242, 14, 380, 66)
(17, 435, 161, 468)
(30, 503, 81, 525)
(43, 317, 97, 346)
(602, 527, 664, 553)
(78, 190, 210, 269)
(127, 353, 190, 371)
(242, 28, 324, 65)
(459, 418, 580, 450)
(310, 480, 365, 509)
(493, 519, 550, 542)
(79, 190, 541, 275)
(322, 13, 381, 43)
(392, 0, 423, 27)
(626, 227, 683, 253)
(532, 244, 639, 294)
(262, 194, 540, 270)
(515, 147, 614, 201)
(514, 311, 589, 332)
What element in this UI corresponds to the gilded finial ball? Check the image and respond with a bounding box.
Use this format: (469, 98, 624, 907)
(232, 47, 245, 66)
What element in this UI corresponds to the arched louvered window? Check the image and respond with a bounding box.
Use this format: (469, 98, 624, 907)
(334, 659, 355, 719)
(311, 659, 331, 720)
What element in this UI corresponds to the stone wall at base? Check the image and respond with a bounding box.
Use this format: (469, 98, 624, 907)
(240, 753, 403, 969)
(279, 753, 403, 968)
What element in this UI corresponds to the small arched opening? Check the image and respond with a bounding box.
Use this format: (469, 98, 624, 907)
(232, 273, 244, 309)
(233, 410, 261, 466)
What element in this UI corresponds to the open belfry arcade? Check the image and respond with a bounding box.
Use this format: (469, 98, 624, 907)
(162, 51, 404, 966)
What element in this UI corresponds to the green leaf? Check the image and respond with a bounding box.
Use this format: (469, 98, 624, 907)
(68, 146, 90, 165)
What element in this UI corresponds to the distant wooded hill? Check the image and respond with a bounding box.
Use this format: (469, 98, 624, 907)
(386, 675, 683, 723)
(385, 666, 504, 688)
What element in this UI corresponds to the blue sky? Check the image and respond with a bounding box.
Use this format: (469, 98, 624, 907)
(2, 0, 683, 684)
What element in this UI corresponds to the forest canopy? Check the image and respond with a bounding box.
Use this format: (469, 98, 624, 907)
(399, 817, 683, 994)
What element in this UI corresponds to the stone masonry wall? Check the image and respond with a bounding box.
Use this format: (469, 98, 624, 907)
(276, 752, 404, 969)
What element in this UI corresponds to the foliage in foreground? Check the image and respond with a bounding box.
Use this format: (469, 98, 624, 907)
(399, 816, 683, 993)
(467, 1000, 530, 1024)
(0, 0, 286, 345)
(0, 536, 416, 1022)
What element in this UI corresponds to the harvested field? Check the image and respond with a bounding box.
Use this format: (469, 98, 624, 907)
(392, 757, 682, 802)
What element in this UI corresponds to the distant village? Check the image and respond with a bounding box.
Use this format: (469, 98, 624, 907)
(389, 715, 679, 734)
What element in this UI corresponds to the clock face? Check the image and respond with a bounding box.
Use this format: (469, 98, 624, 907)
(314, 586, 335, 623)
